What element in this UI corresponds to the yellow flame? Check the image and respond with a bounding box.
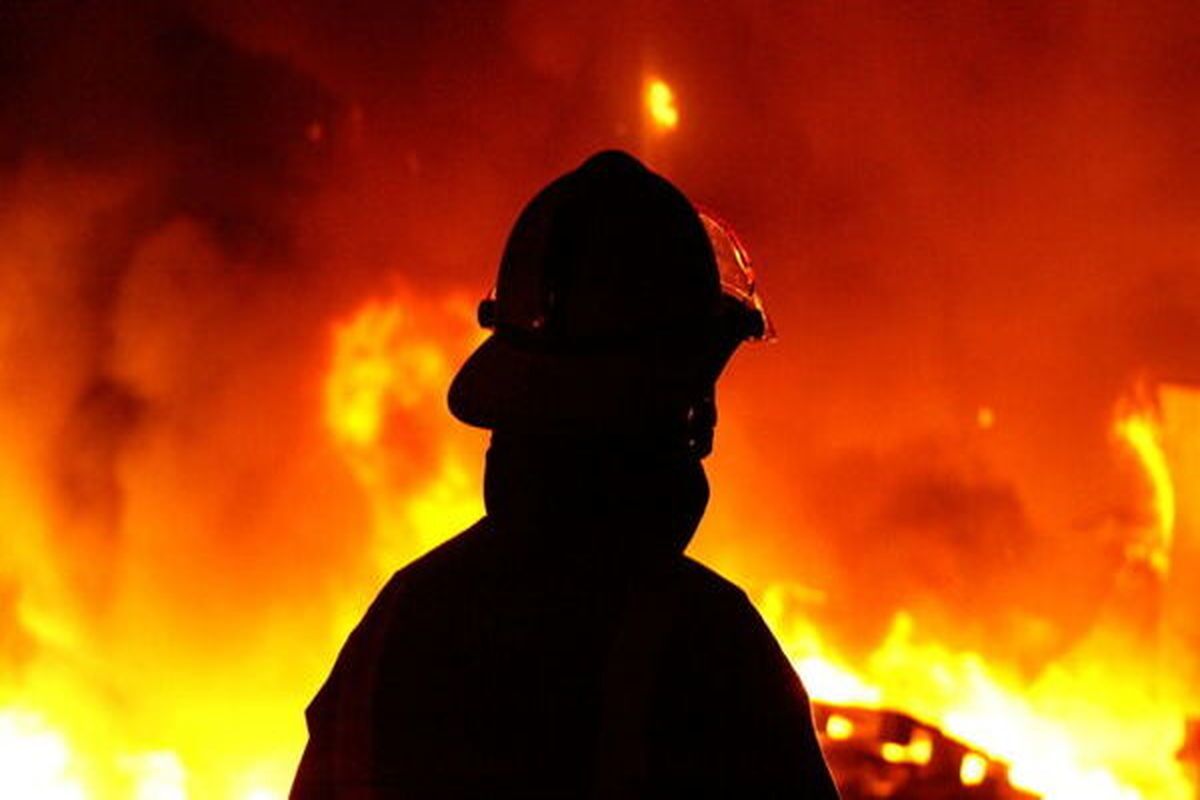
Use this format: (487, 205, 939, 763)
(241, 789, 281, 800)
(645, 78, 679, 130)
(0, 710, 87, 800)
(124, 751, 186, 800)
(1116, 409, 1176, 573)
(323, 294, 484, 574)
(765, 602, 1192, 800)
(325, 301, 449, 447)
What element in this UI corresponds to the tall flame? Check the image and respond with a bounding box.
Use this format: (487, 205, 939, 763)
(1116, 401, 1177, 574)
(322, 293, 485, 578)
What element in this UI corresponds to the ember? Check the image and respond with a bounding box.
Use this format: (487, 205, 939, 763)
(645, 78, 680, 131)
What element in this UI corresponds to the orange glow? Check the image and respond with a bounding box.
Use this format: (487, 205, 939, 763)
(645, 78, 679, 131)
(977, 406, 996, 430)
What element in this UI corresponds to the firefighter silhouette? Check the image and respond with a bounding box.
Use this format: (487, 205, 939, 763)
(292, 151, 840, 798)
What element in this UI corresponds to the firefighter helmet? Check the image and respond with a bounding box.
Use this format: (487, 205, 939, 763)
(448, 150, 771, 448)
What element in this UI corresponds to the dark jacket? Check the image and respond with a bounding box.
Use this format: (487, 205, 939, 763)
(291, 439, 839, 799)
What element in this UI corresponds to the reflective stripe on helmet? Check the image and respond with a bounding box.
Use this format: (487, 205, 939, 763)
(696, 207, 776, 342)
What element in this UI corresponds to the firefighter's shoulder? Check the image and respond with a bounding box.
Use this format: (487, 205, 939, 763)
(670, 556, 757, 616)
(359, 517, 494, 621)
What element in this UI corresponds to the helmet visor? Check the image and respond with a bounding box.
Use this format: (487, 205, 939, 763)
(697, 209, 776, 341)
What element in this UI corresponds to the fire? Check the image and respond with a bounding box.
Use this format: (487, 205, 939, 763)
(325, 300, 454, 448)
(0, 283, 486, 798)
(645, 78, 680, 131)
(759, 384, 1200, 799)
(322, 293, 485, 570)
(123, 752, 186, 800)
(0, 710, 86, 800)
(1, 273, 1197, 798)
(1115, 402, 1176, 574)
(768, 608, 1192, 800)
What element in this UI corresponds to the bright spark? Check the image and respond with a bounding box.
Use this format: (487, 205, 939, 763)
(645, 79, 679, 131)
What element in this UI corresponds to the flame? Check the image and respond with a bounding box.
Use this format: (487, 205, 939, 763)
(765, 605, 1192, 800)
(0, 287, 486, 799)
(4, 8, 1200, 798)
(644, 78, 679, 131)
(322, 293, 485, 571)
(1116, 404, 1176, 574)
(0, 710, 86, 800)
(325, 300, 452, 448)
(123, 752, 186, 800)
(3, 267, 1199, 800)
(2, 274, 1198, 800)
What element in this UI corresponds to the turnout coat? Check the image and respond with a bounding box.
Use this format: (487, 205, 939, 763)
(292, 449, 839, 799)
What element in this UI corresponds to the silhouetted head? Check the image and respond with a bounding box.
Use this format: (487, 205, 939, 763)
(449, 150, 771, 458)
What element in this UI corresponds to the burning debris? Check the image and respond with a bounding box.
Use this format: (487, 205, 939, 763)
(813, 702, 1040, 800)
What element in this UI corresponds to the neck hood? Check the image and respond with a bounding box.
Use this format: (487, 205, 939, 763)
(483, 433, 708, 563)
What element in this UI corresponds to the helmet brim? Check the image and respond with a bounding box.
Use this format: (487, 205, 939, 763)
(448, 333, 708, 432)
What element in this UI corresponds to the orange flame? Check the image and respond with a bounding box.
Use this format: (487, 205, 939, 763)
(322, 293, 485, 572)
(2, 276, 1198, 799)
(1116, 404, 1176, 574)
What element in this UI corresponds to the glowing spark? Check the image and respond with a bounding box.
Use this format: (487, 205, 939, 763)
(824, 714, 854, 740)
(976, 406, 996, 430)
(960, 752, 989, 786)
(645, 79, 679, 131)
(1116, 410, 1176, 573)
(879, 729, 933, 765)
